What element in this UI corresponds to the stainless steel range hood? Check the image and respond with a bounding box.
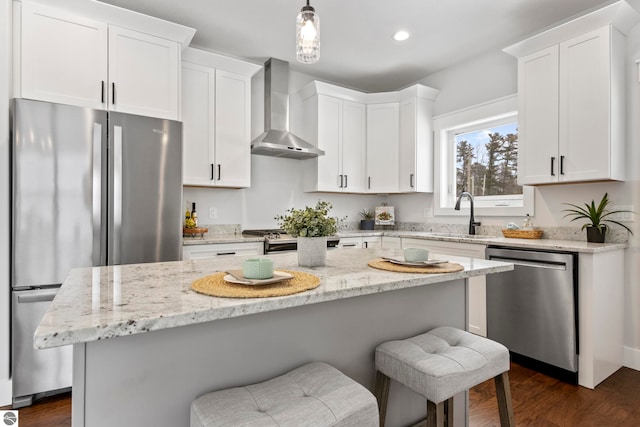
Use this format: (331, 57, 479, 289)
(251, 58, 324, 159)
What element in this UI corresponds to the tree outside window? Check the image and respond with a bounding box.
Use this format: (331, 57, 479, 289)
(455, 122, 521, 198)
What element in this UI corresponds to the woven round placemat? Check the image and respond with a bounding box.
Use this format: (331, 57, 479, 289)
(191, 270, 320, 298)
(368, 258, 464, 274)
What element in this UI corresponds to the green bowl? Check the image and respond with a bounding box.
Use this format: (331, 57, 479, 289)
(242, 258, 274, 280)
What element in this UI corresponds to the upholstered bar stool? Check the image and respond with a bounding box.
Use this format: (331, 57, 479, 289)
(191, 362, 379, 427)
(375, 326, 515, 427)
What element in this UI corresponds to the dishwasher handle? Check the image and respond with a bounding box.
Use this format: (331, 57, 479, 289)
(489, 256, 567, 271)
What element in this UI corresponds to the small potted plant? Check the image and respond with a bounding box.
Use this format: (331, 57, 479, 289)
(359, 209, 375, 230)
(562, 193, 634, 243)
(275, 201, 342, 266)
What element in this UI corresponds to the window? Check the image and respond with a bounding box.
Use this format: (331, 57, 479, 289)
(433, 95, 534, 217)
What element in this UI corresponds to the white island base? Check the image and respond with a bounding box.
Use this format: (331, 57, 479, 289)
(73, 279, 468, 427)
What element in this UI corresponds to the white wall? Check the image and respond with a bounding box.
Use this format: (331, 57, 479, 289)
(0, 0, 12, 406)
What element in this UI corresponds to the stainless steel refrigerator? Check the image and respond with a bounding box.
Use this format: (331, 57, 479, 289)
(10, 98, 183, 407)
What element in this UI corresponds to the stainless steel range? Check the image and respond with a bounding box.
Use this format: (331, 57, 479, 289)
(242, 229, 340, 253)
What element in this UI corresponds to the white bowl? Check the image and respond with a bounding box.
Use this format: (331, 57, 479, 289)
(403, 247, 429, 263)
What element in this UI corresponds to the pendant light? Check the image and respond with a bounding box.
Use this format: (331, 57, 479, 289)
(296, 0, 320, 64)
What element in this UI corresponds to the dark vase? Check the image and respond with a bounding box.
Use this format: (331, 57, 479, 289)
(360, 219, 375, 230)
(586, 225, 606, 243)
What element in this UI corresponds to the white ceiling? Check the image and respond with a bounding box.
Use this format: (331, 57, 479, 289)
(101, 0, 615, 92)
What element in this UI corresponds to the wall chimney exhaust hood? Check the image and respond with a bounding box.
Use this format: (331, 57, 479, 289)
(251, 58, 324, 159)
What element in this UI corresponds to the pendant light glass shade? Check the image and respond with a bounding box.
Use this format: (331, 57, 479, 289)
(296, 1, 320, 64)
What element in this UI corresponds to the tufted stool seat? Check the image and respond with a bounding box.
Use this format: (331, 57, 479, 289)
(375, 326, 514, 427)
(191, 362, 379, 427)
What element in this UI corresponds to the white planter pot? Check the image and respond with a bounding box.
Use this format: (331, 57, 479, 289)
(297, 236, 327, 267)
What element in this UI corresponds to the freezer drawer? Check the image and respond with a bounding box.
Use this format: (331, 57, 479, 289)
(12, 288, 72, 407)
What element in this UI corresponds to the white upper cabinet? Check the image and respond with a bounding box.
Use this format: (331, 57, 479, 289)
(398, 85, 439, 193)
(505, 0, 640, 186)
(107, 25, 179, 120)
(19, 2, 108, 109)
(181, 48, 259, 188)
(366, 102, 399, 193)
(298, 82, 367, 193)
(517, 26, 625, 185)
(16, 1, 194, 121)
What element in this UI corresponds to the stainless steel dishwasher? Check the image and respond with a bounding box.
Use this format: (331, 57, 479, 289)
(485, 246, 578, 383)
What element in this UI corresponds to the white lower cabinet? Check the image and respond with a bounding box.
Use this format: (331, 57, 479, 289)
(380, 236, 401, 250)
(338, 235, 382, 249)
(182, 242, 263, 260)
(402, 238, 487, 336)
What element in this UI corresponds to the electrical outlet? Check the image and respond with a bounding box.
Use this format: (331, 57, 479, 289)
(209, 207, 217, 219)
(609, 205, 634, 221)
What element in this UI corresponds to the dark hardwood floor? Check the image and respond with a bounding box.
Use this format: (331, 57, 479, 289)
(2, 363, 639, 426)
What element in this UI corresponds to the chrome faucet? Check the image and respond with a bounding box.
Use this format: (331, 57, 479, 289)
(455, 192, 481, 235)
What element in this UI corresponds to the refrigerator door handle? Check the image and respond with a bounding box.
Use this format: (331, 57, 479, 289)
(113, 125, 123, 265)
(92, 123, 103, 266)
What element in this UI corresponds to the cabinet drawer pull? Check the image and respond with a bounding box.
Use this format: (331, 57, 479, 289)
(560, 155, 565, 175)
(550, 157, 555, 176)
(112, 82, 116, 105)
(217, 252, 236, 256)
(343, 243, 358, 247)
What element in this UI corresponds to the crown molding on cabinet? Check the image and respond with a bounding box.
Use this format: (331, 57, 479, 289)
(16, 0, 196, 48)
(503, 0, 640, 58)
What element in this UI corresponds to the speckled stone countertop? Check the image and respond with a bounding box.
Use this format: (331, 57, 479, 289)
(183, 233, 263, 245)
(338, 230, 627, 253)
(34, 248, 513, 349)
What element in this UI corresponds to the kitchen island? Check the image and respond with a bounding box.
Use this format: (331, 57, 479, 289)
(35, 248, 512, 427)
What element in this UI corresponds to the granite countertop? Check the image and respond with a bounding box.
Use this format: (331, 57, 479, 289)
(183, 233, 264, 246)
(34, 248, 513, 349)
(338, 230, 627, 253)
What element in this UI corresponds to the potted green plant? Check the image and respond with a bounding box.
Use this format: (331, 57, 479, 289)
(359, 209, 375, 230)
(562, 193, 634, 243)
(275, 201, 342, 266)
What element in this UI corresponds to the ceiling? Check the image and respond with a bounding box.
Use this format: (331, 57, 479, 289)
(101, 0, 615, 92)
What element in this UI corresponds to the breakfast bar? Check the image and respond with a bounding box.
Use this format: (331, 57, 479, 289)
(35, 248, 512, 427)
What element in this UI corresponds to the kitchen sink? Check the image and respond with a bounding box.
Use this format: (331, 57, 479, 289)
(423, 232, 492, 239)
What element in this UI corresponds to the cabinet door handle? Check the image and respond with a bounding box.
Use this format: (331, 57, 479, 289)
(217, 164, 221, 181)
(364, 241, 368, 249)
(339, 174, 343, 188)
(112, 82, 116, 105)
(217, 252, 236, 256)
(368, 176, 371, 189)
(101, 81, 105, 103)
(410, 173, 415, 188)
(560, 155, 565, 175)
(210, 164, 215, 180)
(550, 157, 556, 176)
(344, 174, 348, 188)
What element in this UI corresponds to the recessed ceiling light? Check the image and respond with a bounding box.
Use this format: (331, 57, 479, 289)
(393, 31, 410, 41)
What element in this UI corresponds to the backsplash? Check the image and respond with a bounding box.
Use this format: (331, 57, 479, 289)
(187, 222, 628, 244)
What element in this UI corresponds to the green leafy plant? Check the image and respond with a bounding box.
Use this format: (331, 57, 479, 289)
(359, 209, 375, 220)
(275, 201, 343, 237)
(562, 193, 634, 234)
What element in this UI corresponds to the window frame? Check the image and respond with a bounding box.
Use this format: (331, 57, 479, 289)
(433, 94, 534, 217)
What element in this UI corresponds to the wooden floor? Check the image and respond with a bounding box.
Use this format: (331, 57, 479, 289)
(2, 363, 639, 426)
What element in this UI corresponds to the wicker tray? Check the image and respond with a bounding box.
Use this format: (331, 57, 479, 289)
(502, 229, 543, 239)
(183, 227, 208, 237)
